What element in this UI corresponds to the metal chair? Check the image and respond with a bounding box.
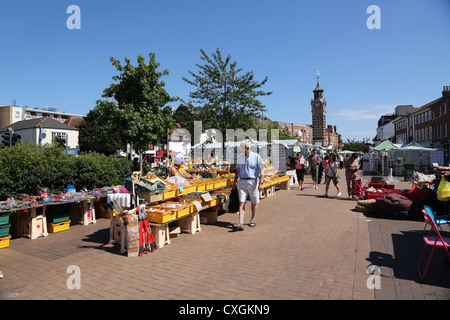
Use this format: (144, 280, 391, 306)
(422, 205, 450, 233)
(417, 211, 450, 280)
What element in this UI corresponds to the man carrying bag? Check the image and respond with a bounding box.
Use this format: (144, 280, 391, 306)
(231, 140, 265, 231)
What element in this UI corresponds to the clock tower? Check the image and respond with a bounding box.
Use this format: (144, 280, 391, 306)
(310, 71, 327, 146)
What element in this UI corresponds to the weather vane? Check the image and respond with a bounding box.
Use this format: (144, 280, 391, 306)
(316, 70, 320, 82)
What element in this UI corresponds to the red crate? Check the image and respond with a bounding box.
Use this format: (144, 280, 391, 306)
(366, 191, 386, 200)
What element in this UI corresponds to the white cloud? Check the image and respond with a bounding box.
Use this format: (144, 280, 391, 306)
(331, 104, 396, 121)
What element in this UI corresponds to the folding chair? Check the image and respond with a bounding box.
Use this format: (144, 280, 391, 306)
(422, 205, 450, 233)
(417, 211, 450, 280)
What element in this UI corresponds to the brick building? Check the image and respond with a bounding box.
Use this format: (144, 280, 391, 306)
(275, 121, 313, 144)
(393, 86, 450, 163)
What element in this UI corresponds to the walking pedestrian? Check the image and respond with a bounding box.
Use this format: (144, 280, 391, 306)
(231, 140, 265, 231)
(345, 153, 360, 199)
(339, 154, 344, 169)
(324, 154, 342, 197)
(318, 154, 324, 184)
(307, 149, 320, 189)
(295, 152, 306, 190)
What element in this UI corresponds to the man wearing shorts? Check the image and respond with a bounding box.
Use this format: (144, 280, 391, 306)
(307, 149, 320, 189)
(231, 141, 265, 231)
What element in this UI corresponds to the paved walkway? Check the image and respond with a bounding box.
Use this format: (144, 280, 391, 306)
(0, 175, 449, 301)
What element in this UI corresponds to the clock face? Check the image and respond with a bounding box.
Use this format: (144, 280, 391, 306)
(314, 101, 321, 108)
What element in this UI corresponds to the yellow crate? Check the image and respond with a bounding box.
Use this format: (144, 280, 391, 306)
(146, 210, 176, 224)
(163, 188, 177, 200)
(176, 185, 197, 196)
(213, 179, 227, 189)
(209, 198, 218, 207)
(0, 234, 11, 249)
(195, 183, 206, 191)
(48, 220, 71, 233)
(176, 206, 191, 218)
(204, 180, 215, 190)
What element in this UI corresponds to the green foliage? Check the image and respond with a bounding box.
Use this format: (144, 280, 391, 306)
(182, 48, 272, 134)
(256, 122, 293, 141)
(341, 139, 370, 153)
(78, 100, 123, 155)
(0, 143, 132, 200)
(102, 53, 177, 152)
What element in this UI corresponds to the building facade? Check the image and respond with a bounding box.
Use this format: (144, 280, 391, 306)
(0, 104, 83, 129)
(275, 121, 313, 144)
(393, 86, 450, 163)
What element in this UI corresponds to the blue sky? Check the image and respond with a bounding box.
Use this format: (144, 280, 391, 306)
(1, 0, 449, 142)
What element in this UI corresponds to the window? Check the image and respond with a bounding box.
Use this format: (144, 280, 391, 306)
(445, 122, 448, 137)
(425, 127, 428, 140)
(422, 128, 424, 141)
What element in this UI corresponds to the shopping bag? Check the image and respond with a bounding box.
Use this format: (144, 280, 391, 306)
(227, 187, 240, 213)
(437, 176, 450, 202)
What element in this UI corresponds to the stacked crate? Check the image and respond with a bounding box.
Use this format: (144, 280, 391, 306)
(0, 212, 11, 248)
(46, 204, 71, 233)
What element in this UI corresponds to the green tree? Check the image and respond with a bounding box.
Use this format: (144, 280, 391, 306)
(80, 53, 176, 169)
(341, 138, 370, 153)
(78, 100, 123, 155)
(183, 48, 272, 135)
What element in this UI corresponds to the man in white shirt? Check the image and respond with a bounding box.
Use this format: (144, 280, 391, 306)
(232, 141, 265, 231)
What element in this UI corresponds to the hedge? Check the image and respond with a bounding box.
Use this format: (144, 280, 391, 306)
(0, 143, 132, 200)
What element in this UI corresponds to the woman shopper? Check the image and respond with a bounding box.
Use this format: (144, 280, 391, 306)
(324, 154, 342, 198)
(345, 153, 360, 199)
(295, 153, 306, 190)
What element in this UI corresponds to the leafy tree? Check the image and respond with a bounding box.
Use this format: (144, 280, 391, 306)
(78, 100, 123, 155)
(102, 53, 176, 152)
(254, 122, 292, 142)
(341, 138, 370, 153)
(182, 48, 272, 135)
(79, 53, 176, 168)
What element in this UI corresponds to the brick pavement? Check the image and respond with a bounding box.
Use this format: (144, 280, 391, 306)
(0, 175, 449, 301)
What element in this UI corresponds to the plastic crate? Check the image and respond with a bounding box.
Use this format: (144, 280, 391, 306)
(146, 210, 176, 224)
(0, 235, 11, 249)
(213, 179, 227, 189)
(176, 185, 197, 196)
(46, 212, 70, 224)
(0, 224, 11, 237)
(0, 212, 10, 225)
(163, 188, 177, 200)
(195, 183, 206, 192)
(366, 192, 386, 200)
(48, 220, 71, 233)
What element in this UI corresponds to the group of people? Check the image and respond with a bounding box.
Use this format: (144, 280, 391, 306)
(164, 142, 362, 233)
(291, 149, 361, 199)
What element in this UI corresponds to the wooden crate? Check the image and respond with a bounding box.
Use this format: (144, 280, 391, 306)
(138, 191, 164, 203)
